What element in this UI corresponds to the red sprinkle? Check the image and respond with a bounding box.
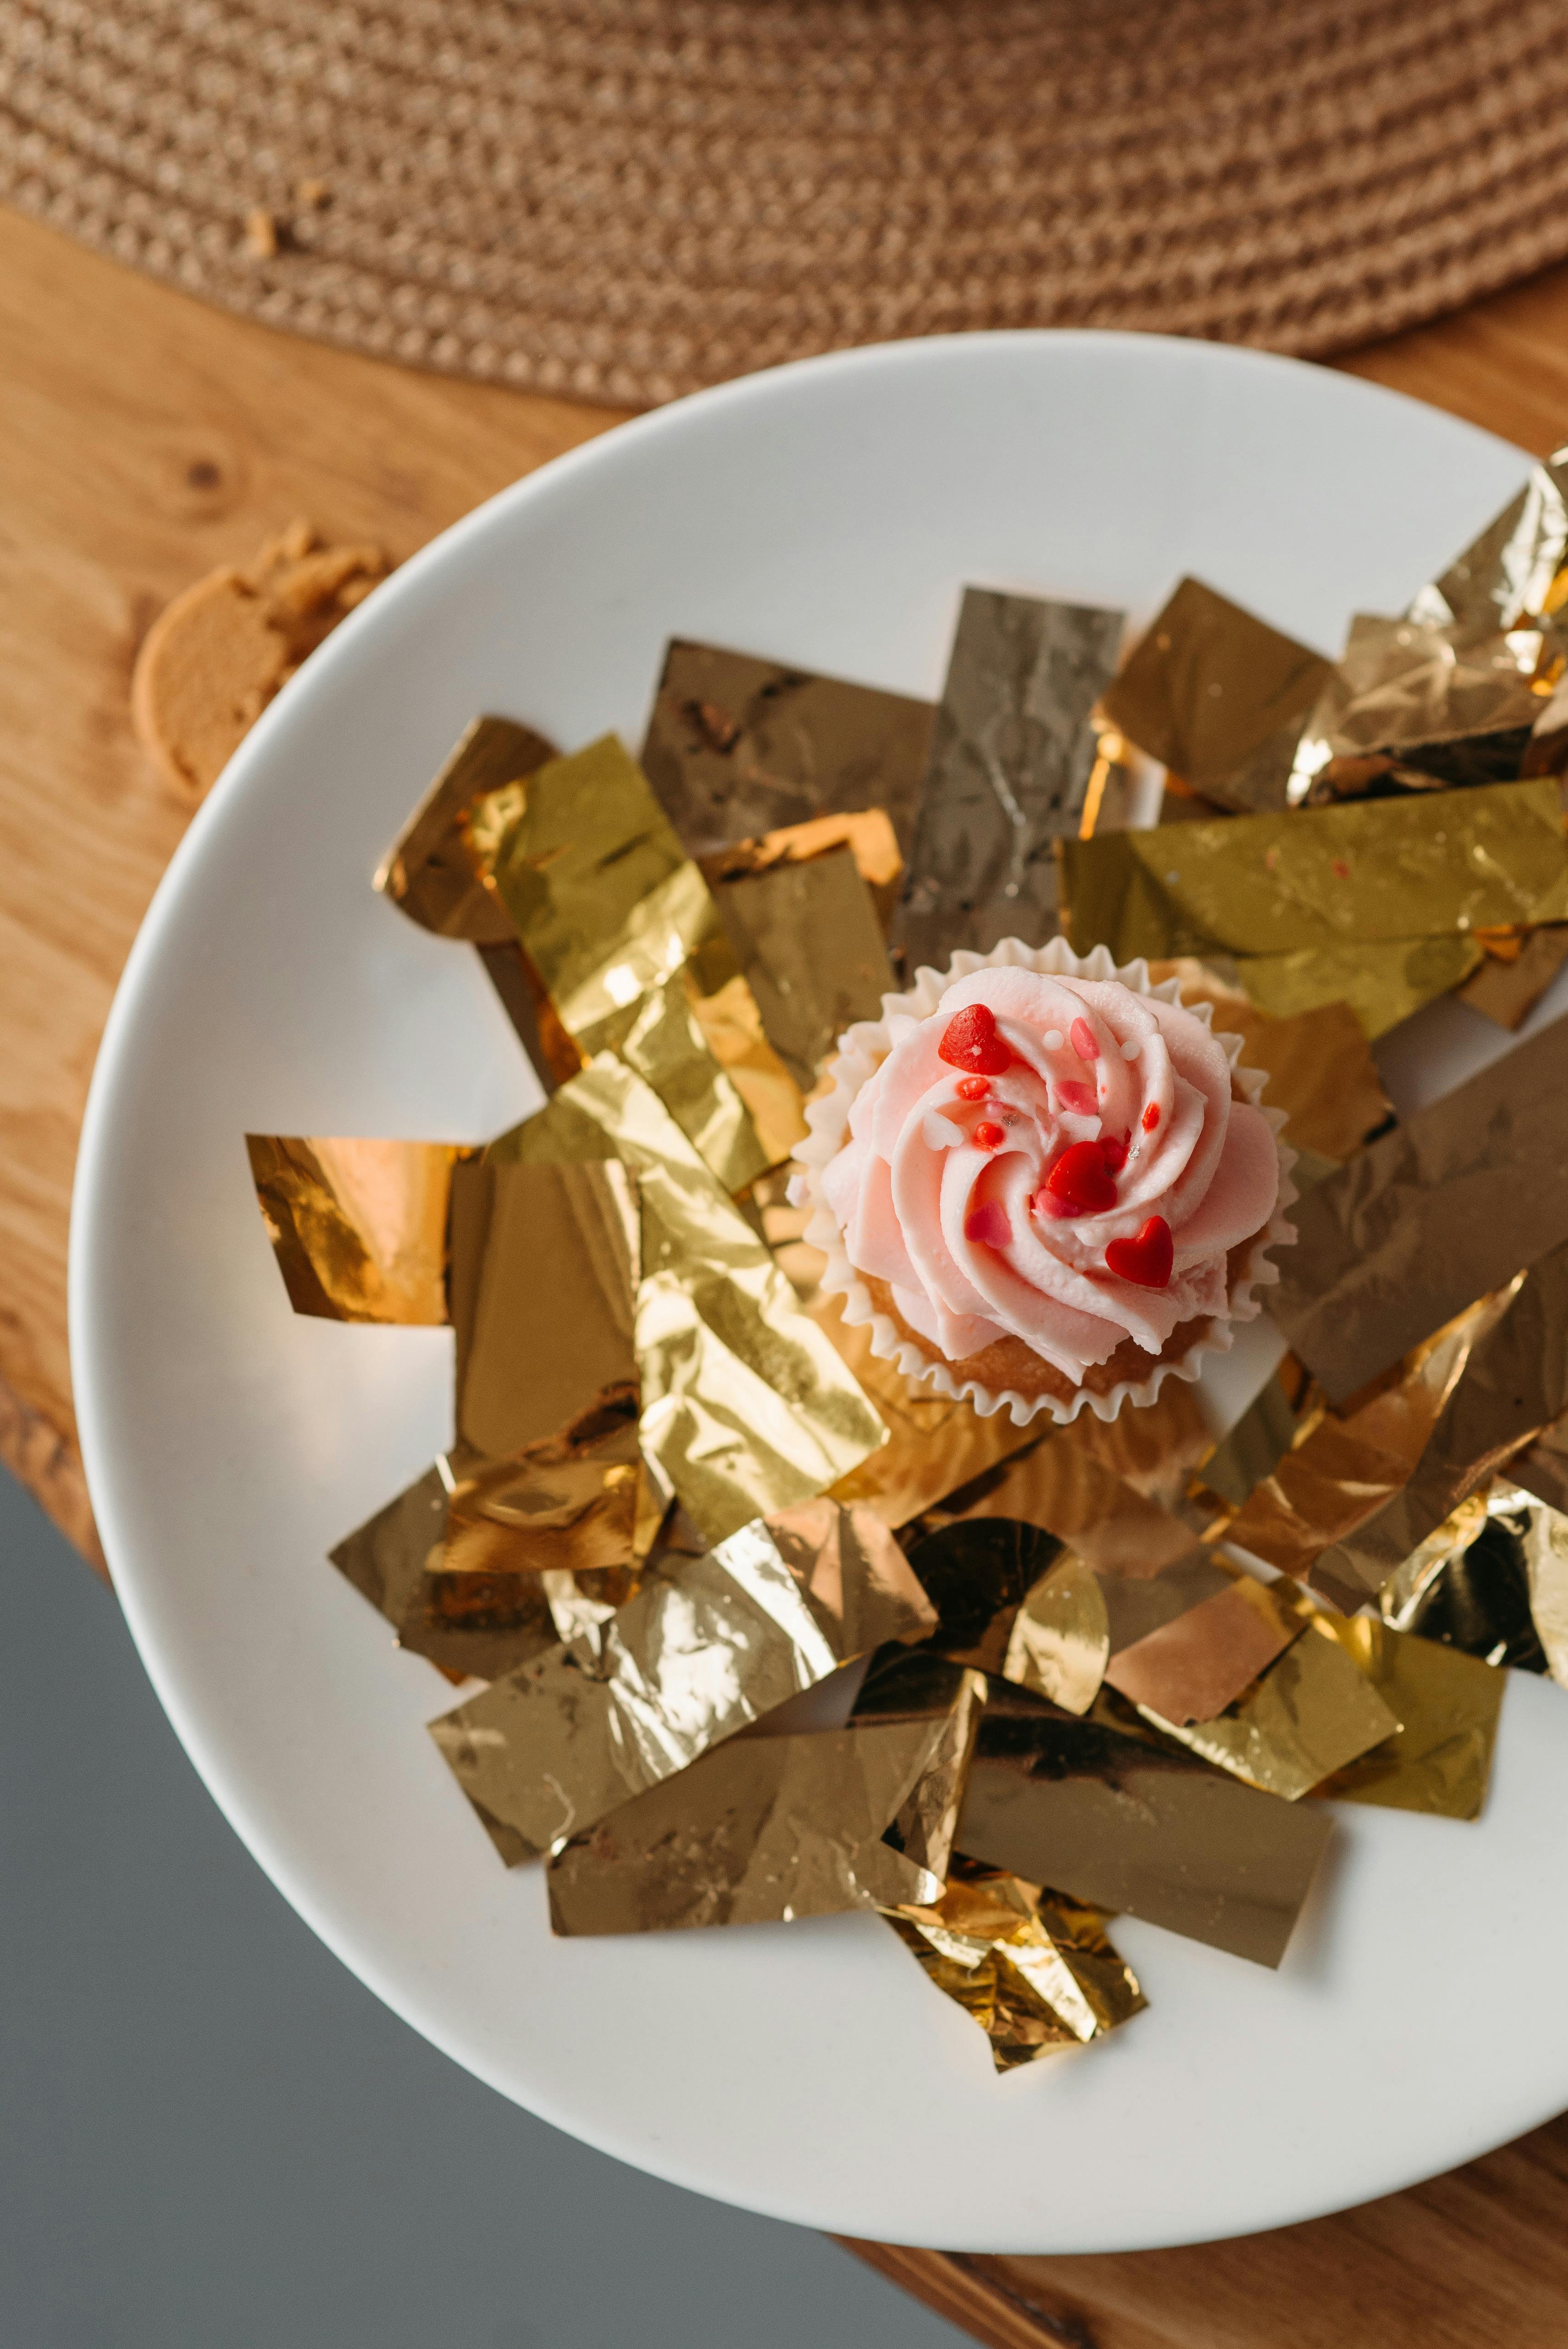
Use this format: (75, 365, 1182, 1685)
(1142, 1101, 1161, 1132)
(964, 1201, 1011, 1248)
(1044, 1140, 1118, 1214)
(1056, 1080, 1098, 1115)
(956, 1075, 990, 1101)
(1069, 1017, 1100, 1062)
(938, 1003, 1013, 1077)
(1105, 1216, 1173, 1290)
(973, 1120, 1006, 1150)
(1100, 1132, 1130, 1174)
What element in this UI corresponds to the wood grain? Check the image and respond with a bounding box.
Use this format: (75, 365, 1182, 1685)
(8, 198, 1568, 2347)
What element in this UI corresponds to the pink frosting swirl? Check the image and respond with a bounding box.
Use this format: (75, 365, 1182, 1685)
(819, 967, 1281, 1381)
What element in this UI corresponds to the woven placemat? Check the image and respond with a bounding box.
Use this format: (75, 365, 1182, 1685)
(4, 0, 1568, 408)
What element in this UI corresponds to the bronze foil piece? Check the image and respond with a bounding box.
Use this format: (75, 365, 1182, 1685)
(1288, 614, 1551, 804)
(1099, 576, 1331, 814)
(916, 1425, 1204, 1580)
(246, 1134, 460, 1324)
(903, 1518, 1065, 1674)
(1001, 1552, 1110, 1715)
(373, 713, 557, 942)
(886, 1866, 1146, 2071)
(1378, 1484, 1549, 1674)
(1407, 445, 1568, 642)
(895, 588, 1125, 972)
(956, 1687, 1333, 1967)
(699, 807, 904, 928)
(1270, 1020, 1568, 1401)
(429, 1504, 936, 1864)
(1313, 1618, 1505, 1821)
(439, 1390, 646, 1583)
(1135, 1614, 1399, 1799)
(708, 846, 894, 1090)
(1105, 1576, 1301, 1725)
(640, 639, 935, 862)
(489, 1056, 887, 1546)
(545, 1714, 958, 1935)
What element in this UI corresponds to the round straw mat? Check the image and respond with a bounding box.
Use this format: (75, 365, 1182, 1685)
(4, 0, 1568, 408)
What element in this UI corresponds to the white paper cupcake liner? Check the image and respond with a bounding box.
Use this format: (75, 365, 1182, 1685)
(792, 936, 1298, 1428)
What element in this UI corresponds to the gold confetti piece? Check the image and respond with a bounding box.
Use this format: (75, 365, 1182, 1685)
(1135, 1613, 1399, 1800)
(374, 714, 557, 944)
(709, 847, 894, 1091)
(1313, 1617, 1505, 1821)
(429, 1502, 936, 1865)
(475, 734, 785, 1191)
(1002, 1552, 1109, 1715)
(1060, 777, 1568, 1035)
(447, 1159, 638, 1459)
(1270, 1014, 1568, 1402)
(489, 1055, 886, 1546)
(1378, 1482, 1551, 1673)
(886, 1864, 1146, 2072)
(1095, 1551, 1236, 1655)
(903, 1518, 1065, 1674)
(686, 973, 809, 1163)
(1519, 1495, 1568, 1688)
(546, 1713, 959, 1935)
(956, 1684, 1333, 1967)
(1148, 964, 1392, 1162)
(641, 639, 935, 863)
(895, 588, 1125, 971)
(699, 806, 904, 928)
(1104, 1575, 1301, 1725)
(1408, 444, 1568, 643)
(916, 1424, 1202, 1580)
(1194, 1355, 1319, 1512)
(438, 1389, 646, 1582)
(246, 1134, 460, 1324)
(877, 1667, 986, 1881)
(1288, 613, 1550, 804)
(1099, 576, 1331, 815)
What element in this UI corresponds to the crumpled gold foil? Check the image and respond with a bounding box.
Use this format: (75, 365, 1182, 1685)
(1001, 1552, 1109, 1715)
(1288, 614, 1551, 804)
(1407, 444, 1568, 642)
(1379, 1480, 1552, 1675)
(544, 1713, 959, 1935)
(1519, 1493, 1568, 1687)
(885, 1864, 1146, 2071)
(955, 1684, 1333, 1967)
(707, 846, 893, 1091)
(488, 1055, 886, 1546)
(429, 1502, 936, 1864)
(1313, 1617, 1505, 1821)
(1147, 963, 1392, 1163)
(700, 807, 904, 928)
(903, 1518, 1065, 1673)
(1130, 1610, 1399, 1800)
(1270, 1014, 1568, 1402)
(1099, 576, 1331, 815)
(438, 1388, 647, 1581)
(473, 734, 795, 1187)
(373, 713, 557, 942)
(913, 1424, 1205, 1580)
(640, 639, 935, 863)
(247, 1134, 461, 1324)
(1060, 777, 1568, 1036)
(1104, 1574, 1302, 1725)
(895, 588, 1125, 972)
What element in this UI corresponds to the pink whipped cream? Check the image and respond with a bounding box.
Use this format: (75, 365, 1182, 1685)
(817, 967, 1280, 1381)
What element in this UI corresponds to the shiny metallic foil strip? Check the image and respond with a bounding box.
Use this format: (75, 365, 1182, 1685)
(1104, 1575, 1302, 1725)
(914, 1420, 1206, 1580)
(903, 1518, 1065, 1674)
(699, 807, 905, 930)
(448, 1158, 638, 1457)
(1288, 614, 1552, 804)
(545, 1713, 959, 1935)
(1060, 777, 1568, 1036)
(895, 588, 1125, 972)
(1271, 1019, 1568, 1402)
(956, 1683, 1333, 1967)
(374, 713, 557, 943)
(1147, 962, 1392, 1163)
(439, 1389, 647, 1582)
(1130, 1613, 1400, 1800)
(1099, 576, 1331, 815)
(886, 1864, 1146, 2072)
(708, 847, 894, 1091)
(474, 733, 793, 1189)
(1408, 444, 1568, 643)
(1380, 1481, 1551, 1675)
(488, 1055, 887, 1546)
(247, 1134, 461, 1324)
(1313, 1617, 1505, 1820)
(1002, 1553, 1110, 1715)
(429, 1503, 936, 1864)
(640, 640, 935, 862)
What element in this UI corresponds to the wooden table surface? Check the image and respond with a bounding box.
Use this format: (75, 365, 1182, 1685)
(9, 200, 1568, 2345)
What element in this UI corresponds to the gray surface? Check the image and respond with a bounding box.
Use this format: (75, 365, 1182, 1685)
(0, 1469, 971, 2349)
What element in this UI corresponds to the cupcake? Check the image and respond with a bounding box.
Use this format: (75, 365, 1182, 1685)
(795, 939, 1294, 1425)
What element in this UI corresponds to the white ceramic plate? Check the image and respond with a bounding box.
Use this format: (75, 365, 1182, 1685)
(72, 333, 1568, 2254)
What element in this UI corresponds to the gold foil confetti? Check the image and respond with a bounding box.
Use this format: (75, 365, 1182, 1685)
(439, 1388, 647, 1582)
(1519, 1494, 1568, 1686)
(1133, 1612, 1399, 1800)
(488, 1055, 886, 1546)
(1001, 1552, 1110, 1715)
(700, 807, 904, 927)
(247, 1134, 460, 1324)
(1099, 576, 1331, 814)
(895, 588, 1125, 971)
(956, 1683, 1333, 1967)
(475, 734, 787, 1191)
(641, 639, 935, 862)
(877, 1666, 986, 1880)
(886, 1864, 1146, 2071)
(916, 1425, 1203, 1579)
(1060, 778, 1568, 1036)
(1288, 614, 1550, 804)
(429, 1502, 936, 1864)
(373, 714, 556, 943)
(545, 1712, 960, 1935)
(1380, 1481, 1551, 1674)
(1270, 1015, 1568, 1402)
(1313, 1617, 1505, 1821)
(1407, 444, 1568, 642)
(708, 847, 894, 1090)
(1104, 1575, 1302, 1725)
(903, 1518, 1065, 1674)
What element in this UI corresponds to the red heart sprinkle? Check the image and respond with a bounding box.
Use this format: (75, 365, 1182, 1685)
(964, 1201, 1011, 1247)
(955, 1075, 990, 1100)
(1056, 1080, 1097, 1115)
(938, 1003, 1013, 1076)
(1044, 1141, 1118, 1214)
(1142, 1101, 1161, 1132)
(1069, 1017, 1100, 1061)
(1100, 1132, 1129, 1174)
(1105, 1216, 1174, 1289)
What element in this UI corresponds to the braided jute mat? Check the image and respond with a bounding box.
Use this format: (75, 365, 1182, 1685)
(4, 0, 1568, 409)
